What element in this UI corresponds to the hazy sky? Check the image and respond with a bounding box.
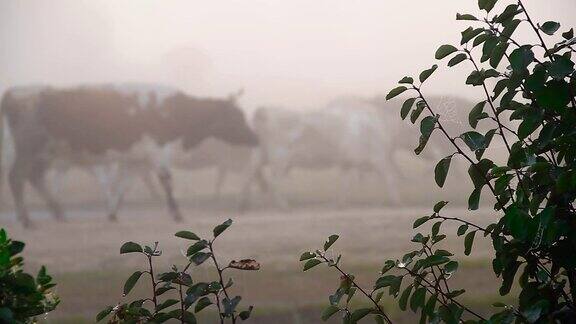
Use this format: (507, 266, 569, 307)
(1, 0, 574, 110)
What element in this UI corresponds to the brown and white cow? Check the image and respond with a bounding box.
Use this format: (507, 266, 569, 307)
(0, 85, 258, 227)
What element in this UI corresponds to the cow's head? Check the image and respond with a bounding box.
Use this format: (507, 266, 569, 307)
(206, 90, 258, 146)
(162, 91, 258, 149)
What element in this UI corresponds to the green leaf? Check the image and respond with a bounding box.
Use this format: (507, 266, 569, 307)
(490, 42, 509, 68)
(323, 235, 339, 251)
(540, 21, 561, 35)
(386, 86, 408, 100)
(495, 4, 521, 23)
(213, 219, 233, 238)
(546, 55, 575, 80)
(444, 261, 459, 274)
(175, 231, 201, 241)
(456, 13, 478, 21)
(468, 188, 482, 210)
(303, 259, 322, 271)
(481, 35, 498, 62)
(351, 308, 373, 321)
(468, 101, 487, 129)
(239, 306, 253, 320)
(421, 255, 450, 268)
(399, 285, 413, 311)
(509, 46, 534, 72)
(420, 115, 436, 137)
(461, 131, 485, 151)
(461, 27, 484, 45)
(478, 0, 497, 12)
(424, 294, 438, 316)
(195, 297, 212, 313)
(457, 224, 468, 236)
(375, 275, 395, 289)
(435, 45, 458, 60)
(187, 240, 208, 256)
(123, 271, 143, 295)
(413, 216, 430, 229)
(473, 33, 489, 47)
(501, 19, 521, 38)
(448, 53, 468, 67)
(415, 116, 437, 155)
(446, 289, 466, 298)
(96, 306, 113, 322)
(562, 28, 574, 40)
(401, 98, 416, 120)
(190, 252, 212, 265)
(120, 242, 143, 254)
(321, 305, 340, 321)
(156, 299, 179, 312)
(464, 231, 476, 255)
(500, 261, 521, 295)
(434, 156, 452, 188)
(389, 276, 403, 297)
(419, 65, 438, 83)
(433, 201, 448, 213)
(431, 221, 442, 237)
(223, 296, 242, 315)
(300, 251, 316, 261)
(399, 76, 414, 84)
(468, 159, 494, 188)
(410, 287, 426, 313)
(374, 315, 386, 324)
(503, 206, 531, 240)
(410, 101, 426, 124)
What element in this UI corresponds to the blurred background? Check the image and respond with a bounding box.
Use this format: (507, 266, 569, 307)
(1, 1, 575, 323)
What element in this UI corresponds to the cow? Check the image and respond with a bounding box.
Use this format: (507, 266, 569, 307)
(239, 103, 400, 208)
(0, 85, 258, 227)
(329, 96, 452, 178)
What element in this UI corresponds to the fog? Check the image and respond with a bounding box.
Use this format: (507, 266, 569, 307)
(1, 0, 574, 111)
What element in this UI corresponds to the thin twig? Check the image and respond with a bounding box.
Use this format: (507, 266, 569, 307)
(318, 254, 394, 324)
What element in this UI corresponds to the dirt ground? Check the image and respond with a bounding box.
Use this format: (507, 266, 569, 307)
(0, 168, 506, 323)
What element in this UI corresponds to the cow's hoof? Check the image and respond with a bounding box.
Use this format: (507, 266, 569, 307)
(22, 220, 36, 230)
(238, 202, 250, 214)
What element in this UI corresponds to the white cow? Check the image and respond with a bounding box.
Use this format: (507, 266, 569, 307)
(240, 101, 401, 208)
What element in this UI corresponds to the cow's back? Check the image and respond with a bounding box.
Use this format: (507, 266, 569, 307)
(36, 87, 144, 154)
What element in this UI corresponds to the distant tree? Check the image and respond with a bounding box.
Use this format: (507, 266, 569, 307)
(301, 0, 576, 322)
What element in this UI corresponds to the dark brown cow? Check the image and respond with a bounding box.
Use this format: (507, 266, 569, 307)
(1, 85, 258, 227)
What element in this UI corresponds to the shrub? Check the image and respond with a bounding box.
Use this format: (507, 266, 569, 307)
(97, 219, 259, 324)
(0, 229, 59, 323)
(302, 0, 576, 323)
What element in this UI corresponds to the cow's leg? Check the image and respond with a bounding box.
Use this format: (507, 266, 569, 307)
(255, 166, 269, 193)
(239, 149, 268, 211)
(8, 159, 32, 228)
(140, 170, 161, 200)
(107, 166, 135, 222)
(213, 166, 227, 200)
(337, 166, 353, 207)
(267, 163, 289, 210)
(28, 164, 65, 222)
(157, 168, 183, 221)
(377, 157, 402, 205)
(239, 167, 255, 212)
(93, 164, 126, 222)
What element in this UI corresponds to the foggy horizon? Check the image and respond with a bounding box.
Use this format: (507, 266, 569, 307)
(2, 0, 574, 112)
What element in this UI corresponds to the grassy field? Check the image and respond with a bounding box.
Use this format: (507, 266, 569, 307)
(0, 167, 509, 323)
